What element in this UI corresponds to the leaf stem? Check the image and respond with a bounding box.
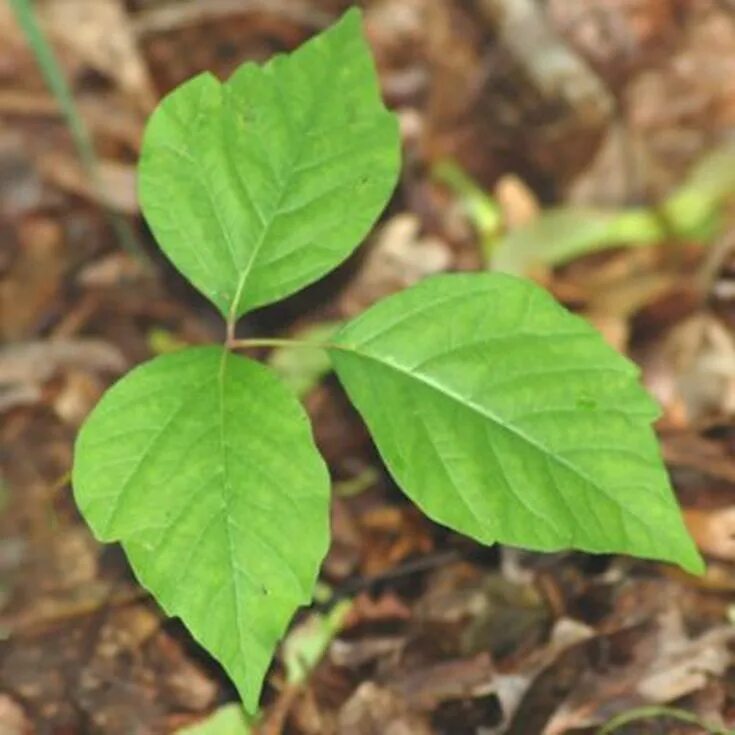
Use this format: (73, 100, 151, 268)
(225, 319, 236, 349)
(229, 337, 338, 352)
(8, 0, 151, 267)
(597, 705, 730, 735)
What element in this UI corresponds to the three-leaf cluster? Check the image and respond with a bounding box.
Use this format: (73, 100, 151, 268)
(72, 9, 703, 713)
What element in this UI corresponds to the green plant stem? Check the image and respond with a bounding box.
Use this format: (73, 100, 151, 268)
(229, 337, 335, 352)
(9, 0, 93, 168)
(598, 705, 731, 735)
(433, 158, 503, 258)
(9, 0, 151, 267)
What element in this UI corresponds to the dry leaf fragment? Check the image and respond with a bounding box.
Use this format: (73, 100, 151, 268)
(339, 214, 451, 315)
(337, 682, 433, 735)
(39, 0, 156, 113)
(543, 609, 735, 734)
(39, 152, 138, 214)
(0, 694, 31, 735)
(0, 339, 126, 413)
(685, 507, 735, 562)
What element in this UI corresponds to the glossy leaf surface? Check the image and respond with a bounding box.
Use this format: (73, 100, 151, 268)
(177, 704, 252, 735)
(138, 8, 399, 320)
(73, 347, 331, 710)
(330, 273, 703, 574)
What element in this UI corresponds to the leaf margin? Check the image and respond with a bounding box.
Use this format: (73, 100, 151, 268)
(72, 345, 332, 711)
(328, 272, 705, 575)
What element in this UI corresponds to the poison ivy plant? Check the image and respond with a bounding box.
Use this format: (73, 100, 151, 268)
(74, 348, 330, 712)
(329, 274, 698, 565)
(72, 6, 704, 715)
(434, 145, 735, 273)
(177, 704, 252, 735)
(138, 7, 398, 319)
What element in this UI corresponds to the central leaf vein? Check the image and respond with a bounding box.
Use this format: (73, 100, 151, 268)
(342, 346, 647, 522)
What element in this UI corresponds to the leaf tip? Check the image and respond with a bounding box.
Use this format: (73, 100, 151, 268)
(237, 683, 261, 717)
(659, 509, 706, 576)
(340, 5, 364, 24)
(677, 543, 707, 576)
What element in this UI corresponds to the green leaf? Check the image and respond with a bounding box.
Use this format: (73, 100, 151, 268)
(432, 159, 503, 255)
(492, 207, 664, 274)
(139, 8, 400, 320)
(283, 599, 351, 685)
(329, 273, 703, 574)
(662, 143, 735, 239)
(72, 347, 331, 711)
(177, 705, 253, 735)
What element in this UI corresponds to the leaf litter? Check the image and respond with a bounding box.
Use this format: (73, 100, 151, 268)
(2, 0, 735, 732)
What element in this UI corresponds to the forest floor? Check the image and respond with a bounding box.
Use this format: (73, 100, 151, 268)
(1, 0, 735, 733)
